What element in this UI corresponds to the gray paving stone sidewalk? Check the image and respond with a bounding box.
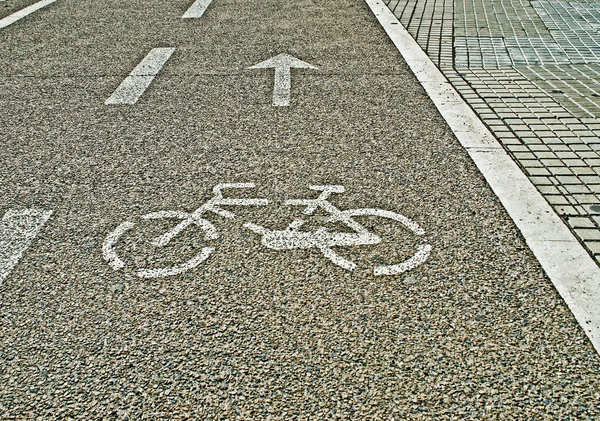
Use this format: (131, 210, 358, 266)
(384, 0, 600, 265)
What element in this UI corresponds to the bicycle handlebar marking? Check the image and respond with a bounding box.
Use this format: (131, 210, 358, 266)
(102, 184, 431, 278)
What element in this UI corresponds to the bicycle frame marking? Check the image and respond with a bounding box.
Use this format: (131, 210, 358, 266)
(244, 185, 431, 274)
(102, 184, 431, 278)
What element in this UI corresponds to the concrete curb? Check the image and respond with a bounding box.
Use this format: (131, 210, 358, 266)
(365, 0, 600, 354)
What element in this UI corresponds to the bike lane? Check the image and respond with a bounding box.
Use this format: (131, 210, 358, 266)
(0, 0, 599, 418)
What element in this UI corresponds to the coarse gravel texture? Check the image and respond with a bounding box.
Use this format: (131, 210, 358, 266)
(0, 0, 599, 419)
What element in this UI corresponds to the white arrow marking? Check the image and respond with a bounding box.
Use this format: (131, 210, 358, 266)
(105, 47, 175, 105)
(249, 53, 318, 107)
(0, 0, 57, 30)
(182, 0, 213, 18)
(0, 208, 52, 284)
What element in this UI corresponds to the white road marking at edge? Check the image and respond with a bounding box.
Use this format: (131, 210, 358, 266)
(249, 54, 318, 107)
(364, 0, 600, 353)
(0, 209, 52, 284)
(105, 48, 176, 105)
(0, 0, 57, 29)
(182, 0, 213, 18)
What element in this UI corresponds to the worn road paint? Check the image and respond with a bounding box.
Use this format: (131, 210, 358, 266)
(244, 185, 431, 275)
(137, 247, 215, 278)
(105, 48, 175, 105)
(249, 53, 318, 106)
(374, 244, 432, 276)
(0, 208, 52, 284)
(0, 0, 57, 29)
(103, 184, 268, 278)
(182, 0, 213, 18)
(365, 0, 600, 353)
(102, 221, 135, 270)
(103, 184, 429, 277)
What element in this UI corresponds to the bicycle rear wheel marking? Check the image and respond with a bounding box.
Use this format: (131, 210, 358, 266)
(103, 221, 136, 270)
(136, 247, 215, 278)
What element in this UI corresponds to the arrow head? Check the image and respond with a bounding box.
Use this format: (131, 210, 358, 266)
(249, 53, 318, 70)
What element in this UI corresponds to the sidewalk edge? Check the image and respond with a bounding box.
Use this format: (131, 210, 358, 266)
(364, 0, 600, 354)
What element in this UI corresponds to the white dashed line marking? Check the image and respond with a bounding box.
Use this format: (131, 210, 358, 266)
(0, 0, 57, 29)
(182, 0, 214, 18)
(0, 208, 52, 284)
(105, 47, 175, 105)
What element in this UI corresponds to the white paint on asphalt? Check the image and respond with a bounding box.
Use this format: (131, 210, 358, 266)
(103, 221, 135, 270)
(182, 0, 213, 18)
(365, 0, 600, 353)
(137, 247, 215, 278)
(102, 220, 216, 278)
(103, 184, 269, 277)
(103, 184, 429, 277)
(374, 244, 432, 276)
(105, 47, 176, 105)
(244, 185, 431, 275)
(142, 210, 220, 247)
(249, 53, 318, 106)
(0, 0, 57, 29)
(0, 208, 52, 284)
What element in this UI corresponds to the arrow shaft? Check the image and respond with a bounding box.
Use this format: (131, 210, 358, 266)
(272, 67, 291, 107)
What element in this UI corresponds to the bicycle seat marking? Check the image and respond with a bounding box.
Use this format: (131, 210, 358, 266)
(102, 183, 432, 278)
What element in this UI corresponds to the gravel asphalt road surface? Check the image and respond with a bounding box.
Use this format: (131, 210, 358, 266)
(0, 0, 599, 419)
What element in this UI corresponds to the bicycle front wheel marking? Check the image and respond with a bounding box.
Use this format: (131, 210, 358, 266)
(102, 215, 218, 277)
(374, 244, 432, 276)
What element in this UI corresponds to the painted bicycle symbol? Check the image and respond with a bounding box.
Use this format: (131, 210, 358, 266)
(102, 183, 431, 278)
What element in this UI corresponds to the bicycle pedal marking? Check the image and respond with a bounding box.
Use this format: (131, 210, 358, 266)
(102, 184, 432, 278)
